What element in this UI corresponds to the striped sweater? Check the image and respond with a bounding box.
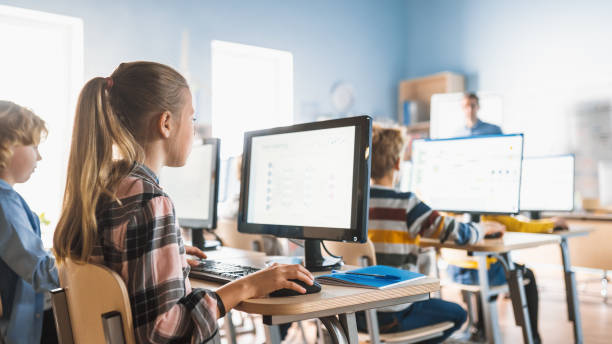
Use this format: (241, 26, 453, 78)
(368, 185, 483, 273)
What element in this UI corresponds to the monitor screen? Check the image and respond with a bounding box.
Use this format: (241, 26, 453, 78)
(410, 134, 524, 214)
(160, 138, 220, 229)
(238, 116, 372, 243)
(430, 92, 503, 139)
(520, 155, 575, 212)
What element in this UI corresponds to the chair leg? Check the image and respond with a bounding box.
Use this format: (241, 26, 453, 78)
(461, 290, 476, 334)
(297, 321, 308, 344)
(222, 310, 237, 344)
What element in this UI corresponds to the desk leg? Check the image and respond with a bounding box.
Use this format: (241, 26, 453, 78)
(320, 316, 349, 344)
(560, 238, 583, 344)
(500, 252, 533, 344)
(264, 325, 282, 344)
(476, 254, 502, 344)
(339, 313, 359, 344)
(365, 309, 381, 344)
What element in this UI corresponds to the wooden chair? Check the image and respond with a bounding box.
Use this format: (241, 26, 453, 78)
(52, 259, 136, 344)
(323, 240, 453, 344)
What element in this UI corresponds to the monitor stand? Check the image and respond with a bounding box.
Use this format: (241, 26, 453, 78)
(190, 228, 221, 251)
(304, 239, 343, 272)
(470, 213, 481, 223)
(529, 211, 542, 220)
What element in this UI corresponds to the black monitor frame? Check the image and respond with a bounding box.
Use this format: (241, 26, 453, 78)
(410, 133, 525, 216)
(238, 116, 372, 270)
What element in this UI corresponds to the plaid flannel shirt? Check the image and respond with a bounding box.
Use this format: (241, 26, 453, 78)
(90, 163, 219, 344)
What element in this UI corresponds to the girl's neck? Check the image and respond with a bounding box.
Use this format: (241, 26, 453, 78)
(142, 141, 165, 176)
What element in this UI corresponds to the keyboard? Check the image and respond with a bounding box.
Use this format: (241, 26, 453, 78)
(189, 259, 261, 284)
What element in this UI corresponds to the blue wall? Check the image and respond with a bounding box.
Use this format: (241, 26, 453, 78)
(405, 0, 612, 153)
(3, 0, 407, 122)
(404, 0, 612, 92)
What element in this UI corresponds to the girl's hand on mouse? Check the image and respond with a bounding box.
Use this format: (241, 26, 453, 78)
(215, 264, 314, 315)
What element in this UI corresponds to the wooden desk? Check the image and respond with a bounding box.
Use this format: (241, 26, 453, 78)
(190, 256, 440, 344)
(420, 232, 559, 253)
(421, 232, 559, 344)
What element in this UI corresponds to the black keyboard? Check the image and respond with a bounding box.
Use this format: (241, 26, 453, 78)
(189, 259, 261, 284)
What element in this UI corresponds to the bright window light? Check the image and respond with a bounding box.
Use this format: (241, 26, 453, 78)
(0, 5, 83, 246)
(211, 40, 293, 158)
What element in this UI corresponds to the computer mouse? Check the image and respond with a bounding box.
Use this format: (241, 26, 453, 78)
(269, 279, 322, 297)
(484, 232, 503, 239)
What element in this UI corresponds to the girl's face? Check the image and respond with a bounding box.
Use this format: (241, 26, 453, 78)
(166, 89, 195, 167)
(2, 144, 42, 185)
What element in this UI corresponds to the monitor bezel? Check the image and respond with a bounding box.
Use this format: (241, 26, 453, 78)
(410, 133, 525, 215)
(238, 116, 372, 243)
(519, 154, 575, 212)
(176, 138, 220, 230)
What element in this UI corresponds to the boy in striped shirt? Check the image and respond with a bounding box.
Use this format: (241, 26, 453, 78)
(355, 125, 496, 343)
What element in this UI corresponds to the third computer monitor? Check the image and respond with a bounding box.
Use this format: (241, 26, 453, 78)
(238, 116, 372, 244)
(520, 155, 575, 212)
(410, 134, 524, 214)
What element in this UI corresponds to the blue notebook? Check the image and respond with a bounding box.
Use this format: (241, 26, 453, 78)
(316, 265, 426, 289)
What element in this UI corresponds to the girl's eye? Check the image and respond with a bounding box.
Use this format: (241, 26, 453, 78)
(192, 117, 197, 123)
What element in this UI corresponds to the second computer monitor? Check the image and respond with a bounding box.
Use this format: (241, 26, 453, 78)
(520, 155, 575, 212)
(238, 116, 372, 243)
(410, 134, 524, 214)
(160, 138, 220, 229)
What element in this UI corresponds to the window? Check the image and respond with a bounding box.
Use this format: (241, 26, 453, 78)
(211, 40, 293, 158)
(0, 5, 83, 246)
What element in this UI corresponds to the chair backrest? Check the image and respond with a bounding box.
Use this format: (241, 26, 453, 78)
(0, 293, 3, 317)
(322, 239, 377, 267)
(58, 259, 136, 344)
(215, 219, 265, 252)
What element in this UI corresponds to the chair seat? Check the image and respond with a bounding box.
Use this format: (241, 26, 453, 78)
(359, 321, 454, 344)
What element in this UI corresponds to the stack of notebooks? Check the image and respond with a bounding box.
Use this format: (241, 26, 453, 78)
(316, 265, 425, 289)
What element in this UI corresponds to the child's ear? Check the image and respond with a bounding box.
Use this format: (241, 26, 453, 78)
(394, 157, 401, 171)
(158, 111, 172, 139)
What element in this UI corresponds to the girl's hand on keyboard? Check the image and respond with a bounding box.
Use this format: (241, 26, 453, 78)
(185, 245, 207, 267)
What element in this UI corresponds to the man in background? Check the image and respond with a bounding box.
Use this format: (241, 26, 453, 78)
(457, 93, 502, 136)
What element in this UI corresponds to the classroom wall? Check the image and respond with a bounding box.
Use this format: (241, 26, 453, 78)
(404, 0, 612, 151)
(3, 0, 406, 123)
(404, 0, 612, 197)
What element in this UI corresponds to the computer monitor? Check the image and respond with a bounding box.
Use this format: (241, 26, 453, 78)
(520, 155, 575, 218)
(430, 92, 503, 139)
(410, 134, 524, 216)
(160, 138, 220, 250)
(238, 116, 372, 271)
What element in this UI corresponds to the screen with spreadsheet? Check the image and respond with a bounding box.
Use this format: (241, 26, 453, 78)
(410, 134, 524, 214)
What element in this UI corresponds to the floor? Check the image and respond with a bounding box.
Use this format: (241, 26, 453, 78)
(222, 267, 612, 344)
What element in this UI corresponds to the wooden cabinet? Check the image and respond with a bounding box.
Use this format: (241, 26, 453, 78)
(398, 72, 465, 125)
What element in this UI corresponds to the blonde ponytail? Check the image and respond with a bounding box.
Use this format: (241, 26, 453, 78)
(54, 61, 188, 263)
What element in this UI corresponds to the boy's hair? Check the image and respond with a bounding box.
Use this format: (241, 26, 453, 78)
(0, 101, 47, 170)
(54, 61, 189, 263)
(371, 124, 404, 180)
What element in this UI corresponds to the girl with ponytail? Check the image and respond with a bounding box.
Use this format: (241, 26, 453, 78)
(53, 62, 314, 343)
